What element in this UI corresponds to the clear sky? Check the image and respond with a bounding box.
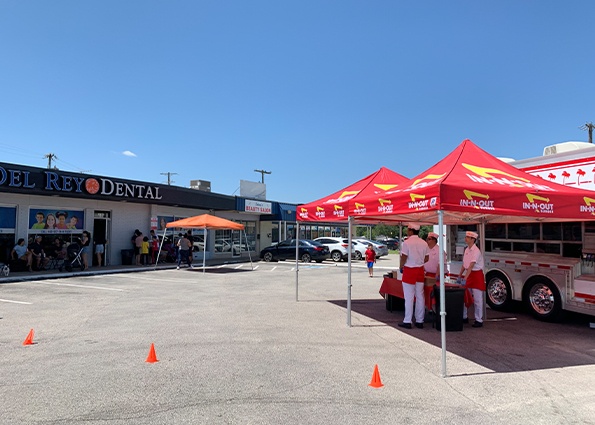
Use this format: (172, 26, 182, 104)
(1, 1, 594, 204)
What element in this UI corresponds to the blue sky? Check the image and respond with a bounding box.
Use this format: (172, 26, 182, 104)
(1, 1, 594, 204)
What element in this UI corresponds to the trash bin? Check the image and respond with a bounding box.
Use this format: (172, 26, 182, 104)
(121, 249, 134, 265)
(433, 285, 465, 332)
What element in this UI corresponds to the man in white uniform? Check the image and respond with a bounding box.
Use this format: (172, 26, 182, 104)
(459, 231, 486, 328)
(424, 232, 447, 312)
(399, 224, 429, 329)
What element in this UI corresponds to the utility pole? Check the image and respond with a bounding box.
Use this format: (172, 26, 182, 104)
(254, 169, 271, 183)
(160, 172, 177, 185)
(580, 122, 595, 144)
(44, 153, 58, 169)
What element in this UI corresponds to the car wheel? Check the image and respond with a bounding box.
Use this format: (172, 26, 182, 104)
(486, 272, 512, 311)
(301, 253, 312, 263)
(331, 250, 342, 262)
(263, 252, 274, 262)
(524, 278, 563, 322)
(354, 251, 363, 260)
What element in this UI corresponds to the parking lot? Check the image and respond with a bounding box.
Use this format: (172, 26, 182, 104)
(1, 256, 594, 424)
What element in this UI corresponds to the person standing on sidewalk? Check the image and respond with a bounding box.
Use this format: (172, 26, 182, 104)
(176, 234, 192, 270)
(365, 243, 376, 277)
(424, 232, 447, 312)
(398, 223, 429, 329)
(459, 231, 486, 328)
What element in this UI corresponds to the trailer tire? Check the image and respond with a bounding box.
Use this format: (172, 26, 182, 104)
(485, 271, 512, 311)
(523, 278, 563, 322)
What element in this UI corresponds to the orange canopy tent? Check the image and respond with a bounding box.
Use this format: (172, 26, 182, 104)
(157, 214, 252, 272)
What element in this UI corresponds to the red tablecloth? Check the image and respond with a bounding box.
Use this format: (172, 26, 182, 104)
(379, 276, 435, 310)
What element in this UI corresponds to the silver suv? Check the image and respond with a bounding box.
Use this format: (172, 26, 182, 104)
(313, 237, 354, 262)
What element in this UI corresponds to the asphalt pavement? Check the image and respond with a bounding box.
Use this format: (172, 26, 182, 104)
(1, 255, 594, 424)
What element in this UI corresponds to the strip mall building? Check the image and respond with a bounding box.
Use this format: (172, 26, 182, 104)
(0, 161, 297, 266)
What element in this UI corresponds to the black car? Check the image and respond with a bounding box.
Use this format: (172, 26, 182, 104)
(379, 238, 399, 250)
(260, 239, 330, 263)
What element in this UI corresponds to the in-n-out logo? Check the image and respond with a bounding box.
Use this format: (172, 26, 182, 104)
(522, 194, 554, 214)
(408, 194, 429, 210)
(353, 202, 366, 215)
(333, 205, 345, 217)
(580, 197, 595, 215)
(459, 190, 495, 210)
(299, 207, 309, 219)
(377, 199, 393, 213)
(315, 206, 326, 218)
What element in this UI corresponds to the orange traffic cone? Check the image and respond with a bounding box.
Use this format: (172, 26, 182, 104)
(145, 343, 159, 363)
(368, 364, 384, 388)
(23, 329, 35, 346)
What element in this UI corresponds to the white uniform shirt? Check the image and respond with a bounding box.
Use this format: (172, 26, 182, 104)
(463, 244, 484, 271)
(425, 244, 446, 274)
(401, 235, 429, 267)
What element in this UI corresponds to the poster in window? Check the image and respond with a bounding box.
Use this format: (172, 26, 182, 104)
(28, 209, 84, 233)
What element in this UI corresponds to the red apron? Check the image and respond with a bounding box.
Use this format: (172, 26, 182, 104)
(465, 269, 485, 291)
(402, 266, 425, 284)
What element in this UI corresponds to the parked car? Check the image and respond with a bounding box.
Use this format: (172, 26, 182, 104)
(313, 237, 354, 262)
(260, 239, 330, 263)
(354, 238, 389, 258)
(351, 239, 368, 260)
(377, 237, 399, 250)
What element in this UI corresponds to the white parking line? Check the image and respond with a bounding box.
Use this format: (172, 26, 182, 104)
(234, 264, 243, 269)
(0, 298, 32, 305)
(38, 281, 125, 291)
(253, 265, 259, 270)
(270, 266, 277, 272)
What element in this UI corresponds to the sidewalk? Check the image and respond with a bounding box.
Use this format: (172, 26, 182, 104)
(0, 257, 255, 284)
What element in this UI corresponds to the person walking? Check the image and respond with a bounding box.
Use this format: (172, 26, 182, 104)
(80, 231, 91, 271)
(459, 231, 486, 328)
(398, 223, 429, 329)
(365, 243, 376, 277)
(176, 233, 192, 270)
(94, 234, 107, 267)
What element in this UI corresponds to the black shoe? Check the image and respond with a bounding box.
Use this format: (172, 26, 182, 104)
(398, 322, 412, 329)
(462, 318, 469, 324)
(472, 321, 483, 328)
(415, 323, 424, 329)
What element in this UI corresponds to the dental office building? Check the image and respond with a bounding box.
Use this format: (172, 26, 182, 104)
(0, 161, 297, 266)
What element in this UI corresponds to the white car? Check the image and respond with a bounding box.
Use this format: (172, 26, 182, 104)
(313, 237, 354, 262)
(354, 238, 389, 258)
(351, 240, 368, 260)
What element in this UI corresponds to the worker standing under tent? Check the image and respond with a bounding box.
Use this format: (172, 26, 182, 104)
(398, 224, 429, 329)
(459, 231, 486, 328)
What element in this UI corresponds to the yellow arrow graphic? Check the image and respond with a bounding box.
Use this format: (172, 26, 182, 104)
(334, 205, 343, 211)
(412, 174, 446, 187)
(462, 163, 529, 184)
(410, 193, 425, 202)
(463, 190, 489, 200)
(374, 184, 398, 191)
(526, 194, 550, 203)
(338, 190, 359, 199)
(354, 203, 365, 209)
(316, 206, 324, 212)
(584, 197, 595, 206)
(378, 198, 391, 206)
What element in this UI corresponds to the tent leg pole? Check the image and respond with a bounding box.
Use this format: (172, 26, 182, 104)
(439, 210, 447, 378)
(347, 216, 353, 327)
(296, 223, 300, 302)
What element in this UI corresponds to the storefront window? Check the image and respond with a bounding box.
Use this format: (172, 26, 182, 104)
(507, 223, 539, 240)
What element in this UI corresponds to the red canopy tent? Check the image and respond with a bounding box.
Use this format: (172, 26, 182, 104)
(349, 139, 595, 223)
(297, 166, 409, 223)
(343, 139, 595, 377)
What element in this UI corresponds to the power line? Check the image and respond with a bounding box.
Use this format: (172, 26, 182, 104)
(160, 172, 177, 185)
(580, 122, 595, 144)
(44, 153, 58, 169)
(254, 169, 271, 183)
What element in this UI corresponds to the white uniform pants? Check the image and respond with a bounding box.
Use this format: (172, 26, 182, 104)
(463, 288, 484, 323)
(402, 281, 425, 324)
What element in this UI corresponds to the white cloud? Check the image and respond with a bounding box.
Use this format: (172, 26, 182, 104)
(122, 150, 137, 157)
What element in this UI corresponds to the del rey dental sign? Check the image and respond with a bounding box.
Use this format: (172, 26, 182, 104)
(244, 200, 272, 214)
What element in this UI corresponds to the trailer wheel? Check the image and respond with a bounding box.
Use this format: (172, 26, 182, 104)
(523, 278, 563, 322)
(485, 272, 512, 311)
